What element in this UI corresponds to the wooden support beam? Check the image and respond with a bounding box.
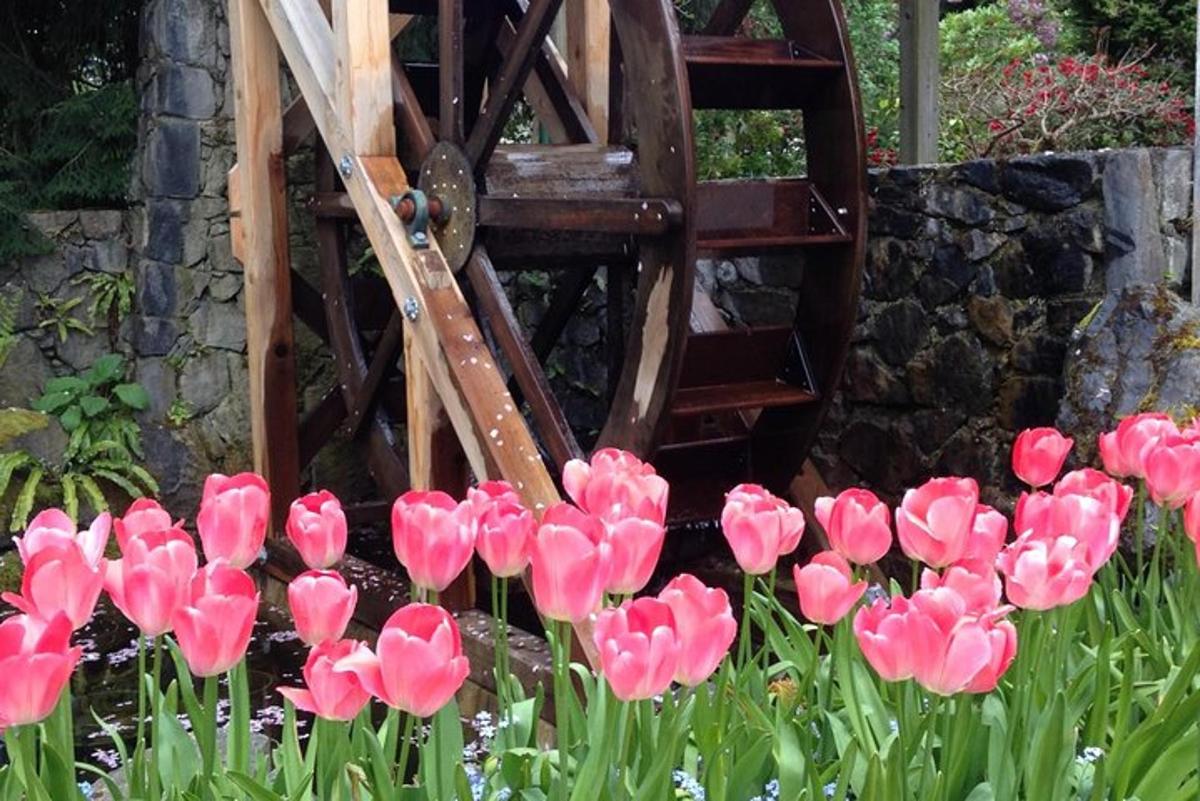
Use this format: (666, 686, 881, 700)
(565, 0, 610, 139)
(334, 0, 396, 155)
(229, 0, 302, 531)
(898, 0, 939, 164)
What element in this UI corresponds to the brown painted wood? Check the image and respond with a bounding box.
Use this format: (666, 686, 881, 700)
(699, 0, 756, 35)
(438, 0, 465, 143)
(343, 311, 405, 438)
(596, 0, 696, 458)
(683, 35, 843, 110)
(391, 57, 437, 165)
(290, 269, 330, 342)
(672, 381, 817, 418)
(229, 0, 301, 532)
(477, 196, 681, 236)
(677, 326, 794, 388)
(530, 266, 598, 362)
(695, 179, 851, 256)
(465, 0, 564, 170)
(465, 246, 583, 473)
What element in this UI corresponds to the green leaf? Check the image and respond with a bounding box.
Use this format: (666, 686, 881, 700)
(59, 404, 82, 432)
(79, 394, 109, 417)
(59, 473, 78, 522)
(156, 682, 202, 791)
(113, 382, 149, 410)
(92, 466, 143, 501)
(75, 473, 109, 517)
(87, 354, 125, 386)
(227, 773, 285, 801)
(42, 376, 88, 397)
(30, 391, 74, 414)
(9, 464, 43, 531)
(0, 451, 33, 502)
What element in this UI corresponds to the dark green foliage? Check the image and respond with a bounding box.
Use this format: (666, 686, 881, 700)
(0, 0, 141, 259)
(1060, 0, 1196, 66)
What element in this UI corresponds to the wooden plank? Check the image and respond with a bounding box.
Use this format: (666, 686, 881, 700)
(496, 15, 597, 146)
(334, 0, 396, 155)
(230, 0, 302, 532)
(565, 0, 610, 139)
(477, 196, 681, 235)
(227, 164, 245, 263)
(465, 0, 564, 171)
(898, 0, 938, 164)
(344, 311, 404, 438)
(671, 381, 817, 417)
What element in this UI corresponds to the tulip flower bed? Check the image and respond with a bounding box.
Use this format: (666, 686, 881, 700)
(3, 417, 1200, 800)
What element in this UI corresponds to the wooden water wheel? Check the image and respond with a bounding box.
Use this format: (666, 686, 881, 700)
(229, 0, 865, 532)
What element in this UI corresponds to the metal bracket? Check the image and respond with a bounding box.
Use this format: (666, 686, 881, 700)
(390, 190, 431, 249)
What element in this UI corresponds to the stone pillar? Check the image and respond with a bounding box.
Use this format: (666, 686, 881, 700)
(133, 0, 250, 512)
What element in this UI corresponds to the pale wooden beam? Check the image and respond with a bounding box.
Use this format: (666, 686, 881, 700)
(334, 0, 396, 155)
(229, 0, 301, 530)
(566, 0, 610, 140)
(898, 0, 938, 164)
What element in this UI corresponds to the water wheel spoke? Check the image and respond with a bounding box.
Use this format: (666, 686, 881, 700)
(476, 195, 682, 236)
(299, 387, 348, 466)
(392, 54, 436, 162)
(438, 0, 465, 143)
(700, 0, 756, 35)
(464, 245, 583, 471)
(465, 0, 563, 170)
(343, 310, 406, 439)
(495, 4, 596, 145)
(290, 268, 330, 342)
(530, 265, 599, 363)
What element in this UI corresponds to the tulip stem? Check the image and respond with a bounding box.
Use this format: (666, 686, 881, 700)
(553, 620, 572, 801)
(200, 675, 219, 801)
(8, 726, 48, 801)
(149, 636, 163, 800)
(616, 700, 635, 799)
(134, 635, 147, 796)
(737, 572, 754, 672)
(917, 693, 940, 801)
(1135, 480, 1146, 580)
(397, 711, 416, 784)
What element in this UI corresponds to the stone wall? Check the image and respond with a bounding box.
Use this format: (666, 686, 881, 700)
(804, 147, 1194, 507)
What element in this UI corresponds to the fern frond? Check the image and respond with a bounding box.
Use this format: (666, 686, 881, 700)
(75, 474, 108, 519)
(60, 472, 78, 523)
(91, 467, 142, 501)
(10, 465, 44, 532)
(0, 451, 34, 502)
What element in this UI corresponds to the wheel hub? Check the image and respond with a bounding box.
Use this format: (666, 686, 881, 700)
(418, 142, 478, 272)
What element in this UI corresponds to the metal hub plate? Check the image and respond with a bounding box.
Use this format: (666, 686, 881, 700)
(418, 142, 478, 273)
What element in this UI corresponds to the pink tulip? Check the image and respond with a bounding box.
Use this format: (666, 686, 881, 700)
(996, 532, 1093, 610)
(963, 612, 1018, 694)
(288, 570, 357, 646)
(593, 598, 680, 702)
(657, 574, 736, 686)
(1012, 427, 1074, 488)
(1014, 492, 1120, 571)
(1054, 468, 1133, 521)
(563, 448, 669, 527)
(895, 477, 979, 568)
(104, 527, 198, 636)
(16, 508, 110, 568)
(334, 603, 469, 717)
(794, 551, 867, 625)
(1098, 413, 1178, 479)
(720, 484, 805, 575)
(1185, 492, 1200, 544)
(530, 503, 610, 623)
(920, 559, 1002, 615)
(605, 516, 666, 596)
(286, 490, 348, 570)
(3, 541, 104, 630)
(814, 488, 892, 565)
(172, 561, 259, 677)
(196, 473, 270, 569)
(961, 504, 1008, 564)
(114, 498, 175, 552)
(906, 588, 995, 696)
(468, 482, 535, 578)
(0, 613, 81, 728)
(391, 490, 476, 593)
(278, 639, 372, 721)
(1142, 435, 1200, 508)
(854, 594, 917, 681)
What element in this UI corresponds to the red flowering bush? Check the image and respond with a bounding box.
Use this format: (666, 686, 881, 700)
(942, 53, 1195, 159)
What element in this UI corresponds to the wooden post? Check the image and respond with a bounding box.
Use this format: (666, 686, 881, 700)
(334, 0, 396, 155)
(228, 0, 301, 531)
(566, 0, 610, 139)
(898, 0, 938, 165)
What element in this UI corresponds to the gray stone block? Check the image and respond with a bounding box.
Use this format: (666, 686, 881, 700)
(137, 261, 178, 317)
(1103, 149, 1167, 290)
(144, 200, 185, 264)
(133, 316, 179, 356)
(152, 64, 217, 119)
(144, 120, 201, 199)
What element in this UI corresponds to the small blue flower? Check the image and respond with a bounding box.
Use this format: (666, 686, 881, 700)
(888, 719, 899, 734)
(824, 782, 838, 799)
(1077, 746, 1104, 764)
